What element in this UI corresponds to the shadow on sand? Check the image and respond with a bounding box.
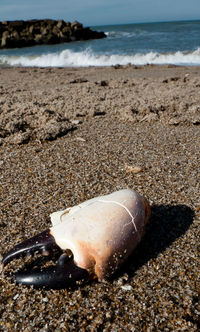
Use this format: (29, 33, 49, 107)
(113, 203, 194, 280)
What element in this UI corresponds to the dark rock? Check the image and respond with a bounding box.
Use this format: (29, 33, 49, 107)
(71, 21, 83, 30)
(1, 31, 9, 48)
(93, 110, 106, 116)
(100, 80, 109, 86)
(170, 77, 180, 81)
(0, 19, 106, 49)
(57, 20, 65, 30)
(62, 26, 71, 37)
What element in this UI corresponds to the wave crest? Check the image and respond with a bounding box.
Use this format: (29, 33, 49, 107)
(0, 47, 200, 67)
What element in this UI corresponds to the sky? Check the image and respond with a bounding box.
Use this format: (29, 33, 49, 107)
(0, 0, 200, 26)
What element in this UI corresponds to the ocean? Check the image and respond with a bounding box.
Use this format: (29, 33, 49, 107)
(0, 20, 200, 67)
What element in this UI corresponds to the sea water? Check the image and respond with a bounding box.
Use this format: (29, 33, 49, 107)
(0, 20, 200, 67)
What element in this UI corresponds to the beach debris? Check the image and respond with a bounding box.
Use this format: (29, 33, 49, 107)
(93, 110, 106, 116)
(170, 77, 180, 82)
(125, 165, 143, 174)
(113, 64, 123, 69)
(2, 189, 150, 289)
(121, 284, 133, 291)
(69, 78, 88, 84)
(75, 136, 86, 142)
(139, 113, 159, 123)
(183, 74, 189, 82)
(100, 80, 109, 86)
(70, 119, 82, 125)
(95, 80, 109, 86)
(168, 118, 181, 126)
(163, 77, 180, 83)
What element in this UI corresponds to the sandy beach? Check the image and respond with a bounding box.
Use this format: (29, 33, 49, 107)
(0, 65, 199, 331)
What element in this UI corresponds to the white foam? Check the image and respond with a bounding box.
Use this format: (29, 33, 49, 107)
(105, 30, 139, 38)
(0, 47, 200, 67)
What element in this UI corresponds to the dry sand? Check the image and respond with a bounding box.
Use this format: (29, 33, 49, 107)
(0, 65, 199, 331)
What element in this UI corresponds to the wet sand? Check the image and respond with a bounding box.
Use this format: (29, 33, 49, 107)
(0, 65, 199, 331)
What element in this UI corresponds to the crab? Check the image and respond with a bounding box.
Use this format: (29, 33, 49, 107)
(2, 189, 150, 288)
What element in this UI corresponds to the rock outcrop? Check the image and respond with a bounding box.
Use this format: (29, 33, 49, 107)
(0, 19, 106, 49)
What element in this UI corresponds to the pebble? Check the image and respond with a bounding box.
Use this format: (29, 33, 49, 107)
(121, 285, 133, 291)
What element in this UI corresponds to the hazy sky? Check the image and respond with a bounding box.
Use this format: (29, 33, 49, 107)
(0, 0, 200, 26)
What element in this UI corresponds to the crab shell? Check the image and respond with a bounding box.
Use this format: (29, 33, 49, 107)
(49, 189, 150, 281)
(2, 189, 150, 287)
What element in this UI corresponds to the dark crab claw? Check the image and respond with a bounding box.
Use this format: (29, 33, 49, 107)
(14, 254, 89, 289)
(2, 189, 150, 289)
(2, 230, 89, 289)
(2, 230, 56, 267)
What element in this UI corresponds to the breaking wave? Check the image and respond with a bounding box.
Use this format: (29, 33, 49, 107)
(105, 29, 164, 39)
(0, 47, 200, 67)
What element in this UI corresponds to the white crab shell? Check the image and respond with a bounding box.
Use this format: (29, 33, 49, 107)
(50, 189, 150, 281)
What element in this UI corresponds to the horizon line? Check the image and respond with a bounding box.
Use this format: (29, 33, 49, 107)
(91, 18, 200, 28)
(0, 17, 199, 27)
